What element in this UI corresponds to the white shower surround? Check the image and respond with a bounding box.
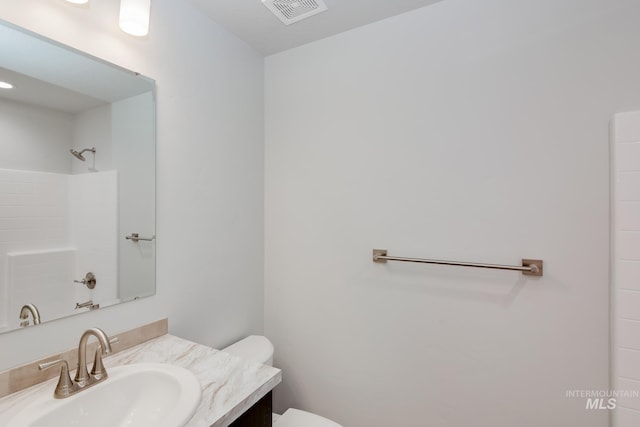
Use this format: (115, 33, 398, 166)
(612, 111, 640, 426)
(0, 169, 118, 332)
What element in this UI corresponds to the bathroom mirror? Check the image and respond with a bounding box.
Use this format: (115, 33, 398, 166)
(0, 20, 156, 333)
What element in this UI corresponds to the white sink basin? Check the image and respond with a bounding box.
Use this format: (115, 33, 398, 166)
(7, 363, 202, 427)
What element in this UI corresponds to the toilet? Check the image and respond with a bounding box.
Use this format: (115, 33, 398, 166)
(222, 336, 342, 427)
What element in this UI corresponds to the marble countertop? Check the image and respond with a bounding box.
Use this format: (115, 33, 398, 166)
(0, 334, 282, 427)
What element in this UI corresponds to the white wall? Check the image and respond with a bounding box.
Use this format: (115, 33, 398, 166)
(68, 171, 119, 308)
(71, 103, 112, 174)
(0, 0, 264, 370)
(112, 93, 155, 301)
(265, 0, 640, 426)
(0, 98, 73, 174)
(612, 111, 640, 426)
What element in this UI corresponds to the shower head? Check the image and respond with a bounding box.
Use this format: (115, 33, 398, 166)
(69, 147, 96, 161)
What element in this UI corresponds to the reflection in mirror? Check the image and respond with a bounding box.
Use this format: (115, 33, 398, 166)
(0, 20, 156, 334)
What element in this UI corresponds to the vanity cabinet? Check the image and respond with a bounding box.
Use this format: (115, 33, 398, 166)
(229, 392, 272, 427)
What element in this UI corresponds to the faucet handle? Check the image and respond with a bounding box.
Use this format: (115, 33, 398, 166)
(39, 359, 77, 399)
(91, 336, 119, 379)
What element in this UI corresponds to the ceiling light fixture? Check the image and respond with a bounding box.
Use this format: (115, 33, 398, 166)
(0, 81, 14, 89)
(63, 0, 151, 37)
(119, 0, 151, 37)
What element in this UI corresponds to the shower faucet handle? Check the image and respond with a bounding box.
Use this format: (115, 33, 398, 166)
(74, 272, 96, 289)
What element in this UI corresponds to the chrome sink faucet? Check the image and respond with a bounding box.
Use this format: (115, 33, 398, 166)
(74, 328, 113, 387)
(39, 327, 115, 398)
(19, 304, 41, 327)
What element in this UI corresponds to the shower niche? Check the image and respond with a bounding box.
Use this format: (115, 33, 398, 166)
(0, 20, 156, 333)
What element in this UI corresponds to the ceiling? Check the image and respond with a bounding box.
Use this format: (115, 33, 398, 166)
(187, 0, 445, 56)
(0, 67, 105, 113)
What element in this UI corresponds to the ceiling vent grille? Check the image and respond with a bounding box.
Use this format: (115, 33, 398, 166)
(262, 0, 328, 25)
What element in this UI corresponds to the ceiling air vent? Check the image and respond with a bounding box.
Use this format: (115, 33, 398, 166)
(262, 0, 328, 25)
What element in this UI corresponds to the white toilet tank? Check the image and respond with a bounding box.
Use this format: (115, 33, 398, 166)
(222, 335, 274, 366)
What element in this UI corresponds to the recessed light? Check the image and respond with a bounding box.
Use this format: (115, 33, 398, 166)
(66, 0, 89, 4)
(0, 81, 13, 89)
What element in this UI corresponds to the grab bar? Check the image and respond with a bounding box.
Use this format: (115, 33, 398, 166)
(125, 233, 155, 242)
(372, 249, 543, 276)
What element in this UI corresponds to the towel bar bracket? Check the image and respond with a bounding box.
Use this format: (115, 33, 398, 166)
(521, 259, 543, 276)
